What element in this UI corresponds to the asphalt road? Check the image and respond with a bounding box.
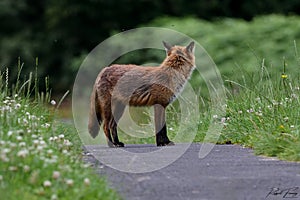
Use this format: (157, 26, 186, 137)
(83, 143, 300, 200)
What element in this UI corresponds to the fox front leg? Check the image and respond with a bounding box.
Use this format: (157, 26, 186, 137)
(154, 104, 175, 146)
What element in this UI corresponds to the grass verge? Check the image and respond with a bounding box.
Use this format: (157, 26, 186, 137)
(194, 59, 300, 161)
(0, 67, 120, 200)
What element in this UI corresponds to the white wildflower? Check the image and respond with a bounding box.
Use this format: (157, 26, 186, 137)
(52, 171, 60, 179)
(9, 142, 16, 148)
(5, 106, 11, 112)
(247, 108, 254, 113)
(84, 178, 90, 186)
(43, 180, 52, 187)
(19, 142, 26, 147)
(16, 136, 23, 141)
(8, 166, 17, 171)
(62, 149, 68, 154)
(44, 123, 50, 128)
(58, 134, 64, 139)
(23, 119, 28, 125)
(65, 179, 74, 186)
(23, 165, 30, 172)
(291, 93, 298, 99)
(221, 117, 226, 124)
(37, 145, 44, 151)
(3, 148, 10, 154)
(14, 103, 21, 109)
(50, 100, 56, 106)
(39, 140, 46, 146)
(51, 194, 58, 200)
(17, 149, 29, 158)
(33, 139, 39, 146)
(47, 149, 53, 155)
(63, 139, 72, 147)
(0, 154, 9, 162)
(255, 112, 263, 116)
(7, 131, 13, 136)
(50, 155, 58, 163)
(31, 115, 36, 120)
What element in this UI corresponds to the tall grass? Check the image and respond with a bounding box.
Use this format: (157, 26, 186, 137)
(0, 62, 119, 200)
(188, 54, 299, 161)
(220, 59, 300, 160)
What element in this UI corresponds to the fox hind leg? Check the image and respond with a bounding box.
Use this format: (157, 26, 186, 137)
(103, 119, 114, 147)
(110, 100, 125, 147)
(101, 100, 116, 147)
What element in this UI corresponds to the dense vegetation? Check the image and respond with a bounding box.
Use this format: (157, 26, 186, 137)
(1, 0, 300, 93)
(147, 15, 300, 82)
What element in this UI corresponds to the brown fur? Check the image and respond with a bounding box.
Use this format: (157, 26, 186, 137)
(88, 41, 195, 147)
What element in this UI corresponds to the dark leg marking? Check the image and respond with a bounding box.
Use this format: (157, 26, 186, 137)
(154, 104, 175, 146)
(110, 100, 125, 147)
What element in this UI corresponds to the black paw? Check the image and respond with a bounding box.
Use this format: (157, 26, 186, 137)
(114, 142, 125, 147)
(157, 140, 175, 146)
(108, 141, 125, 148)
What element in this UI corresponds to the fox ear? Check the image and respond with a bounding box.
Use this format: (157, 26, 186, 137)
(186, 41, 195, 53)
(162, 41, 172, 52)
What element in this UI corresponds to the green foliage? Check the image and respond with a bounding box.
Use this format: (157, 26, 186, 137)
(0, 69, 119, 199)
(1, 0, 300, 93)
(148, 15, 300, 83)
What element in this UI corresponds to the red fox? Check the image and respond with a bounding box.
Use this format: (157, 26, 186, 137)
(88, 41, 195, 147)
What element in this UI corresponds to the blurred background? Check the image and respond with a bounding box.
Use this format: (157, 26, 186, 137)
(1, 0, 300, 101)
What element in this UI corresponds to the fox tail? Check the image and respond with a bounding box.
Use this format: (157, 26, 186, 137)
(88, 87, 102, 138)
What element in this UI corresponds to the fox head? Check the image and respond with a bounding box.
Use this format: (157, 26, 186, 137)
(162, 41, 195, 69)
